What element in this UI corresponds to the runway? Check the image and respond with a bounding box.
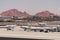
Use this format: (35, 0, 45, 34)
(0, 37, 52, 40)
(0, 26, 59, 40)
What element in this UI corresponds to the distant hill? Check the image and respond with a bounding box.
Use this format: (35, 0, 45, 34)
(0, 9, 30, 17)
(0, 9, 59, 18)
(35, 11, 55, 17)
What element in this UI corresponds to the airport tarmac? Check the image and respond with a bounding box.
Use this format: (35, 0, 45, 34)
(0, 26, 60, 40)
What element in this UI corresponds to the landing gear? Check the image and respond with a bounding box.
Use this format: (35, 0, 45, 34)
(44, 29, 49, 33)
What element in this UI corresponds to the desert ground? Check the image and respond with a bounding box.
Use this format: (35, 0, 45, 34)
(0, 26, 60, 40)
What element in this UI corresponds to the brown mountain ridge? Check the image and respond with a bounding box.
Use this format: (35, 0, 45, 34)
(0, 9, 58, 17)
(35, 11, 55, 17)
(0, 9, 30, 17)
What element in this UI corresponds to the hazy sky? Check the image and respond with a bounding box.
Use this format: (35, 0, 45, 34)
(0, 0, 60, 15)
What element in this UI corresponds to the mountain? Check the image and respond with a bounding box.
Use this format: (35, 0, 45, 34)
(35, 11, 55, 17)
(0, 9, 59, 18)
(0, 9, 30, 17)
